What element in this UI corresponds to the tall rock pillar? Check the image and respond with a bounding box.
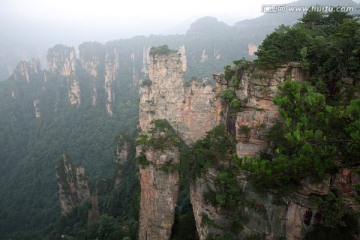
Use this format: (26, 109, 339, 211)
(137, 51, 183, 240)
(137, 48, 221, 239)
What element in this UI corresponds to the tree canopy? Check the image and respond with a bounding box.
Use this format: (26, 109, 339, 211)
(255, 10, 360, 101)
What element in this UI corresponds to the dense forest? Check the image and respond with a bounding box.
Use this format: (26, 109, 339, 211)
(0, 14, 254, 240)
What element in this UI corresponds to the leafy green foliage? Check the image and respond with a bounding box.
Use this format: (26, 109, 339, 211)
(255, 24, 308, 68)
(135, 154, 150, 167)
(221, 89, 244, 111)
(221, 89, 237, 104)
(136, 119, 180, 151)
(239, 125, 251, 135)
(255, 11, 360, 100)
(224, 65, 235, 81)
(240, 78, 360, 191)
(224, 58, 253, 85)
(308, 191, 355, 238)
(233, 58, 252, 70)
(149, 45, 175, 56)
(189, 124, 236, 177)
(314, 192, 346, 228)
(206, 169, 244, 210)
(141, 79, 152, 87)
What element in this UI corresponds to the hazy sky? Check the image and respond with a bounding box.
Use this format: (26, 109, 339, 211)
(1, 0, 295, 39)
(1, 0, 359, 45)
(4, 0, 294, 24)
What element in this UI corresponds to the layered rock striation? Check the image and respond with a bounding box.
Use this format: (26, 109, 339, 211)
(139, 51, 221, 145)
(191, 63, 360, 240)
(137, 50, 221, 240)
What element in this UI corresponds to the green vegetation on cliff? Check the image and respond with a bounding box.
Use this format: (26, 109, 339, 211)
(255, 10, 360, 102)
(149, 45, 176, 56)
(180, 124, 236, 179)
(240, 78, 360, 189)
(238, 10, 360, 191)
(233, 10, 360, 236)
(188, 10, 360, 239)
(136, 119, 180, 153)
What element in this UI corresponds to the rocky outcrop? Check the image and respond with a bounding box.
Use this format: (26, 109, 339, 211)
(191, 168, 288, 239)
(56, 155, 91, 216)
(139, 51, 221, 145)
(47, 45, 81, 106)
(191, 63, 360, 240)
(138, 147, 180, 240)
(69, 80, 81, 105)
(234, 63, 305, 158)
(104, 48, 120, 115)
(12, 59, 41, 83)
(137, 50, 221, 240)
(137, 51, 183, 240)
(47, 45, 77, 77)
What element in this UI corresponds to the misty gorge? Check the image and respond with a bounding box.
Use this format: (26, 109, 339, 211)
(0, 0, 360, 239)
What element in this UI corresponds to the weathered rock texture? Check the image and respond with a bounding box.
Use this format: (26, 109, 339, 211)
(48, 45, 77, 77)
(139, 51, 221, 145)
(138, 148, 180, 240)
(56, 154, 91, 216)
(191, 63, 360, 240)
(13, 43, 133, 115)
(13, 60, 41, 83)
(234, 63, 305, 158)
(138, 51, 221, 240)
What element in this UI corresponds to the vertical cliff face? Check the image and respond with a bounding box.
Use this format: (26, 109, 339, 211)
(47, 45, 81, 106)
(191, 65, 301, 240)
(191, 63, 360, 240)
(234, 63, 305, 158)
(47, 45, 77, 77)
(137, 50, 221, 240)
(139, 51, 185, 133)
(182, 79, 222, 143)
(56, 155, 91, 216)
(13, 60, 41, 83)
(139, 51, 221, 144)
(138, 146, 180, 240)
(138, 52, 183, 240)
(104, 48, 120, 115)
(78, 42, 121, 115)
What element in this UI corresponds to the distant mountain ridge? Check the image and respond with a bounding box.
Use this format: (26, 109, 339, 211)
(1, 0, 358, 81)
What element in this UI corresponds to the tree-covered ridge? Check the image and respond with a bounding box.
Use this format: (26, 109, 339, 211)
(255, 10, 360, 101)
(237, 10, 360, 189)
(224, 11, 360, 237)
(240, 79, 360, 189)
(182, 10, 360, 239)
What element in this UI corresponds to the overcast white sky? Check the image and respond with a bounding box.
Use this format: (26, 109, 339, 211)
(1, 0, 359, 44)
(2, 0, 294, 34)
(4, 0, 295, 24)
